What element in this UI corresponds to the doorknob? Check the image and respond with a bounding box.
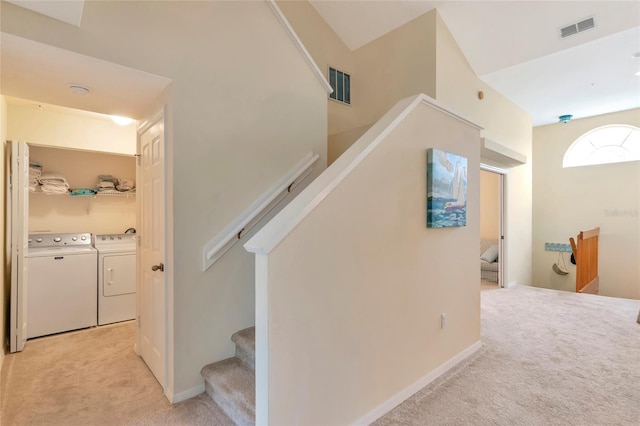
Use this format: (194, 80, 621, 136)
(151, 263, 164, 272)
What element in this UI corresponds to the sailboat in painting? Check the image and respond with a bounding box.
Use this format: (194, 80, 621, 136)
(444, 158, 467, 212)
(426, 148, 467, 228)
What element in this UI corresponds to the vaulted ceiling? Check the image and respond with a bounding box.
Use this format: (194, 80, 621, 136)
(2, 1, 639, 126)
(310, 1, 640, 126)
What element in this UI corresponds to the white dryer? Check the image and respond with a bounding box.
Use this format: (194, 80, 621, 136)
(95, 234, 137, 325)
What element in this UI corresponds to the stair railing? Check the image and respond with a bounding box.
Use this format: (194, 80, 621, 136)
(202, 152, 319, 271)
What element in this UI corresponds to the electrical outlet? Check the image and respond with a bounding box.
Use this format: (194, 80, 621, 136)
(441, 313, 447, 329)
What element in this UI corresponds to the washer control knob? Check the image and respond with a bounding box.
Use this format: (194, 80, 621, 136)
(53, 237, 62, 242)
(72, 236, 78, 241)
(81, 236, 87, 241)
(36, 238, 42, 243)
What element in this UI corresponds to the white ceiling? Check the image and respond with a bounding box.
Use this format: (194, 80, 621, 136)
(310, 1, 640, 126)
(1, 1, 638, 127)
(0, 33, 171, 119)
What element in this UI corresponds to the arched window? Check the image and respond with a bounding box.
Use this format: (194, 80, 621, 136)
(563, 125, 640, 168)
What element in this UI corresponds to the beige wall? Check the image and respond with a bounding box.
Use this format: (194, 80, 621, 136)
(277, 0, 355, 137)
(1, 0, 328, 397)
(281, 5, 437, 165)
(28, 145, 136, 235)
(354, 11, 437, 129)
(532, 109, 640, 299)
(327, 123, 370, 165)
(1, 95, 7, 370)
(6, 102, 136, 155)
(480, 170, 499, 239)
(434, 12, 533, 287)
(281, 8, 533, 291)
(260, 99, 481, 424)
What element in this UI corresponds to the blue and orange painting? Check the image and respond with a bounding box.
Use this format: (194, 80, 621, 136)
(427, 148, 467, 228)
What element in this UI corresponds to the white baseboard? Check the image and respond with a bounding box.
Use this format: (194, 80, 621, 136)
(353, 340, 482, 425)
(166, 383, 205, 403)
(505, 280, 518, 288)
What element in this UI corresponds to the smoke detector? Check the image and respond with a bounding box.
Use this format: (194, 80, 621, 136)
(68, 84, 90, 96)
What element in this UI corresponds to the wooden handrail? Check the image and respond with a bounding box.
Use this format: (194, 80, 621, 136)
(573, 227, 600, 294)
(201, 152, 319, 271)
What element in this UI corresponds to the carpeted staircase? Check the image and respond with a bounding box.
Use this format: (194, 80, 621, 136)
(201, 327, 256, 426)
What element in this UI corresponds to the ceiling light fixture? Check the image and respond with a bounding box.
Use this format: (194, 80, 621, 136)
(633, 52, 640, 58)
(111, 115, 135, 126)
(636, 71, 640, 76)
(559, 114, 573, 124)
(68, 84, 90, 96)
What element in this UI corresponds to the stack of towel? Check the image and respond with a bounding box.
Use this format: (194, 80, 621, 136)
(29, 162, 42, 192)
(39, 173, 70, 194)
(96, 175, 135, 193)
(116, 178, 135, 192)
(96, 175, 119, 192)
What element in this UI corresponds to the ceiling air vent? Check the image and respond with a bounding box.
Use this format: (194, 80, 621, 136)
(560, 17, 595, 38)
(577, 17, 595, 32)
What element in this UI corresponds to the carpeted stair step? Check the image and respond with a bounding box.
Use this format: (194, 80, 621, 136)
(201, 357, 255, 426)
(231, 327, 255, 372)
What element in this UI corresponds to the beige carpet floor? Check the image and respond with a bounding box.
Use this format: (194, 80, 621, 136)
(0, 321, 233, 426)
(2, 286, 639, 425)
(375, 285, 640, 426)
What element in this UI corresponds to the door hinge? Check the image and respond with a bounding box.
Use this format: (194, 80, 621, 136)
(137, 315, 141, 327)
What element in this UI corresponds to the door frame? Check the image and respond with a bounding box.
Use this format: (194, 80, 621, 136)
(7, 141, 29, 352)
(480, 163, 507, 288)
(135, 105, 173, 399)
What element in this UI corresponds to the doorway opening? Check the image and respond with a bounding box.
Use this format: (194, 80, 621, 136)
(3, 31, 172, 400)
(480, 164, 507, 289)
(5, 98, 168, 394)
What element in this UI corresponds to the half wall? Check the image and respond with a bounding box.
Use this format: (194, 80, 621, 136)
(246, 94, 482, 424)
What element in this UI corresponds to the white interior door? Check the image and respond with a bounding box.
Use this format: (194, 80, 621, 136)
(497, 172, 505, 288)
(9, 141, 29, 353)
(137, 113, 166, 387)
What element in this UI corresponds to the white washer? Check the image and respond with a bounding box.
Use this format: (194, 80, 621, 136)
(27, 233, 97, 339)
(95, 234, 136, 325)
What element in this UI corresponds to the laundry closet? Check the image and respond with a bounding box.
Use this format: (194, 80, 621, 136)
(6, 98, 138, 344)
(29, 145, 136, 234)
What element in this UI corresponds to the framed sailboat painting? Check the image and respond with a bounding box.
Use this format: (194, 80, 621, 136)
(426, 148, 467, 228)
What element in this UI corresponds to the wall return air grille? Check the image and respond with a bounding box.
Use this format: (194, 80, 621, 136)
(560, 17, 595, 38)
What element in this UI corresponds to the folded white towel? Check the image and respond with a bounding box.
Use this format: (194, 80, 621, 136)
(41, 185, 69, 194)
(42, 182, 69, 189)
(39, 173, 68, 182)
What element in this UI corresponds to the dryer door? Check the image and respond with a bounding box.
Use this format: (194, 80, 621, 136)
(103, 254, 136, 296)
